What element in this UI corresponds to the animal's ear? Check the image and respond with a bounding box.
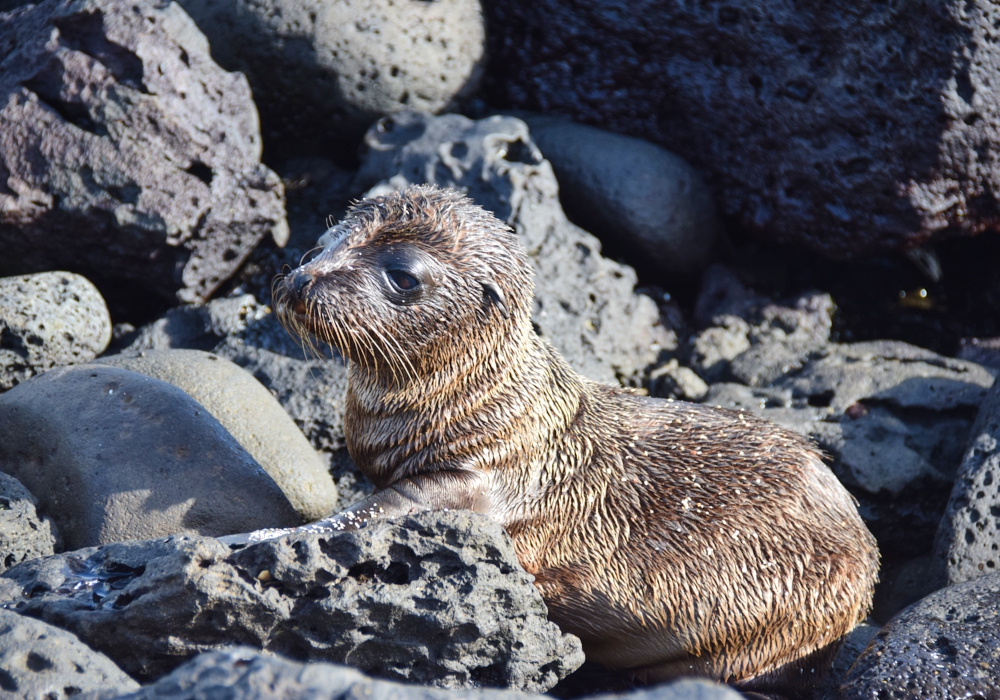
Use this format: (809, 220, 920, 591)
(481, 280, 509, 319)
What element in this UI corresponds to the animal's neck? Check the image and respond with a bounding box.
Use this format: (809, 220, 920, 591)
(345, 326, 584, 487)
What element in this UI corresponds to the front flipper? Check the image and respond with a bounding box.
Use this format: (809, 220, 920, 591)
(218, 469, 491, 547)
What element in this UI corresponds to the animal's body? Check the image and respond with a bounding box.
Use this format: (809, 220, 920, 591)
(275, 185, 879, 693)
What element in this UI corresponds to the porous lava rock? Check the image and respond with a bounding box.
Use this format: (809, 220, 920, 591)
(0, 511, 584, 692)
(0, 364, 300, 549)
(0, 0, 288, 303)
(95, 349, 338, 523)
(696, 286, 994, 580)
(85, 648, 743, 700)
(0, 271, 111, 391)
(355, 110, 674, 385)
(0, 608, 139, 698)
(0, 471, 57, 573)
(936, 378, 1000, 584)
(172, 0, 486, 157)
(485, 0, 1000, 257)
(839, 573, 1000, 699)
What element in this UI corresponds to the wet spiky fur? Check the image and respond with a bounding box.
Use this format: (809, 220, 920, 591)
(275, 185, 879, 693)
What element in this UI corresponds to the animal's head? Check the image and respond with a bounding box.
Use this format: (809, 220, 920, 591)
(275, 185, 534, 383)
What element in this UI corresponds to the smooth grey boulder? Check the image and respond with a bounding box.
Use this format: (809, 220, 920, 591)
(95, 349, 337, 523)
(82, 648, 742, 700)
(0, 471, 57, 573)
(839, 573, 1000, 699)
(354, 110, 674, 385)
(936, 378, 1000, 585)
(0, 511, 583, 691)
(0, 608, 139, 699)
(485, 0, 1000, 258)
(0, 364, 300, 550)
(519, 114, 719, 280)
(172, 0, 486, 155)
(0, 0, 288, 303)
(0, 271, 112, 391)
(118, 292, 364, 510)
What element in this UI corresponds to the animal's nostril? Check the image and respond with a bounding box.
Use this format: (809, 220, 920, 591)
(287, 269, 314, 299)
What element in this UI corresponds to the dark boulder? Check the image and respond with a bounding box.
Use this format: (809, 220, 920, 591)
(0, 0, 287, 303)
(840, 573, 1000, 699)
(484, 0, 1000, 257)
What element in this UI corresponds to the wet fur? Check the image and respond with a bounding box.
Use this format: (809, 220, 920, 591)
(275, 185, 879, 693)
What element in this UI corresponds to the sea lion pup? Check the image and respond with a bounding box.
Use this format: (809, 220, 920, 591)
(274, 185, 879, 693)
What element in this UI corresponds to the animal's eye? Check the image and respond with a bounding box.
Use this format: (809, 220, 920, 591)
(386, 269, 420, 293)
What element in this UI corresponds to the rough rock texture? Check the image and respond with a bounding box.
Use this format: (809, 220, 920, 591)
(0, 364, 300, 550)
(280, 156, 355, 250)
(695, 278, 995, 576)
(0, 471, 57, 573)
(95, 349, 338, 522)
(0, 608, 139, 698)
(0, 271, 111, 391)
(517, 114, 719, 280)
(0, 511, 583, 691)
(692, 267, 994, 492)
(647, 359, 709, 402)
(485, 0, 1000, 257)
(936, 378, 1000, 585)
(85, 648, 538, 700)
(958, 336, 1000, 370)
(355, 110, 674, 385)
(814, 622, 879, 700)
(0, 0, 288, 303)
(172, 0, 486, 156)
(839, 573, 1000, 700)
(81, 648, 742, 700)
(690, 266, 834, 385)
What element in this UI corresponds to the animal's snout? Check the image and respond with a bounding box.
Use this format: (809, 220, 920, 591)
(285, 268, 315, 315)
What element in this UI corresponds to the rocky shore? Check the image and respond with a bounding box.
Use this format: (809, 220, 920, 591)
(2, 1, 999, 698)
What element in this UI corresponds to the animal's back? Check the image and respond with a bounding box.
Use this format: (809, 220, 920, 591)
(508, 384, 878, 687)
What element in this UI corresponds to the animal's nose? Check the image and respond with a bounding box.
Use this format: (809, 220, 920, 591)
(284, 268, 315, 316)
(286, 268, 314, 299)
